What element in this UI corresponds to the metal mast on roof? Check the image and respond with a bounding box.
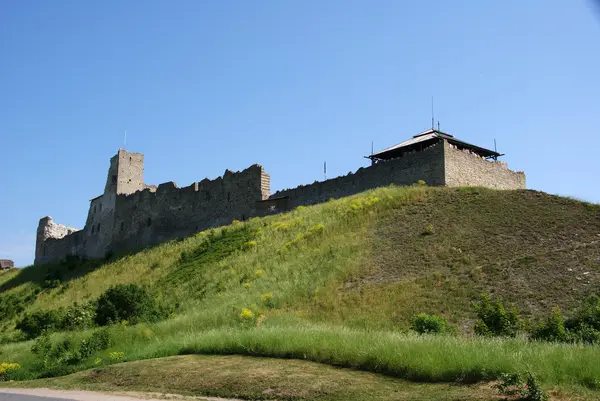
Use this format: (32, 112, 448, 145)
(431, 96, 435, 130)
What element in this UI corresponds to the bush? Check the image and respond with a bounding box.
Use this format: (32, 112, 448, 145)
(411, 313, 448, 334)
(61, 302, 96, 331)
(16, 309, 65, 339)
(0, 293, 28, 323)
(95, 284, 160, 326)
(78, 328, 112, 358)
(31, 329, 113, 372)
(495, 372, 548, 401)
(532, 307, 568, 342)
(31, 334, 80, 367)
(564, 295, 600, 343)
(473, 294, 521, 337)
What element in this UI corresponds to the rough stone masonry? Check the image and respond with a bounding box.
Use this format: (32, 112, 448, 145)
(35, 129, 525, 264)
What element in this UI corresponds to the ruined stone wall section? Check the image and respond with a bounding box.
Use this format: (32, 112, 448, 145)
(35, 217, 81, 264)
(269, 141, 446, 208)
(110, 164, 268, 254)
(260, 170, 271, 200)
(443, 142, 526, 189)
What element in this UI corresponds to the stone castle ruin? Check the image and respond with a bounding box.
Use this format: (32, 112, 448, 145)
(35, 129, 526, 264)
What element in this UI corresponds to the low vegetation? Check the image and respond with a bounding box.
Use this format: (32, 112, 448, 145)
(0, 185, 599, 399)
(4, 355, 512, 401)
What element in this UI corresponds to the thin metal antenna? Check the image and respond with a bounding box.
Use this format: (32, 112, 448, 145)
(324, 161, 327, 180)
(431, 96, 435, 130)
(371, 141, 374, 155)
(494, 139, 498, 161)
(437, 121, 440, 131)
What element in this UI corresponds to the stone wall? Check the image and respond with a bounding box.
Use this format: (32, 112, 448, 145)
(444, 142, 526, 189)
(83, 193, 117, 259)
(35, 217, 81, 264)
(109, 164, 269, 254)
(34, 140, 526, 265)
(269, 141, 445, 208)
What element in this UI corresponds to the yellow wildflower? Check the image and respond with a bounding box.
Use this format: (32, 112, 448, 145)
(0, 362, 20, 376)
(108, 351, 125, 361)
(239, 308, 255, 320)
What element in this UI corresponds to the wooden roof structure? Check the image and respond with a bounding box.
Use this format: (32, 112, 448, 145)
(367, 129, 502, 162)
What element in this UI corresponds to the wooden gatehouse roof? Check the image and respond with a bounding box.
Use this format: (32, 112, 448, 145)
(367, 129, 502, 161)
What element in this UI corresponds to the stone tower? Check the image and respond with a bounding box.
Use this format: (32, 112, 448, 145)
(104, 149, 145, 195)
(83, 149, 145, 258)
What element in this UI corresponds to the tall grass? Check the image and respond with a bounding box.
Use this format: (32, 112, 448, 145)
(3, 320, 600, 388)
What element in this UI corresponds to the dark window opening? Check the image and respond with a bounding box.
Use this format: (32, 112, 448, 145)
(227, 192, 231, 202)
(97, 223, 101, 233)
(112, 175, 117, 184)
(91, 225, 95, 234)
(93, 205, 96, 213)
(129, 157, 132, 161)
(147, 217, 152, 227)
(99, 204, 102, 212)
(120, 222, 124, 231)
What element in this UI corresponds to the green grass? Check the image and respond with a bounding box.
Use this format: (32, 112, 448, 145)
(3, 355, 508, 401)
(1, 185, 600, 398)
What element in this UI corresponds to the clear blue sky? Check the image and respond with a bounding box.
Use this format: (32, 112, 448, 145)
(1, 1, 600, 267)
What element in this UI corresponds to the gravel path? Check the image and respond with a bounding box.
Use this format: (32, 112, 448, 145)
(0, 388, 242, 401)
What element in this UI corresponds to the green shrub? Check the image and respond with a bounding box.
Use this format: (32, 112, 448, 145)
(564, 295, 600, 343)
(411, 313, 448, 334)
(524, 373, 548, 401)
(0, 293, 27, 323)
(95, 284, 160, 326)
(495, 372, 548, 401)
(473, 294, 521, 337)
(571, 324, 600, 344)
(31, 329, 113, 373)
(61, 302, 96, 331)
(532, 307, 568, 342)
(495, 372, 525, 397)
(78, 328, 112, 358)
(16, 309, 65, 339)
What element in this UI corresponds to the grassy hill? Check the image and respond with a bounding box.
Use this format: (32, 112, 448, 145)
(1, 185, 600, 398)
